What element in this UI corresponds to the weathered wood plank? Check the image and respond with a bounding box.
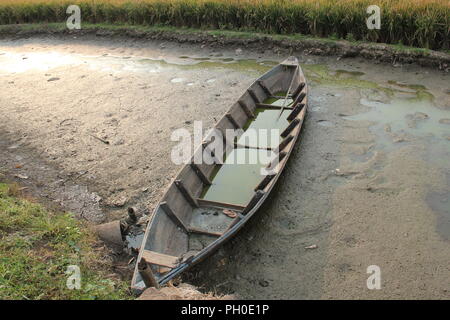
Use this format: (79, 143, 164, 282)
(226, 113, 240, 129)
(281, 118, 300, 137)
(160, 201, 189, 232)
(292, 92, 306, 106)
(255, 174, 276, 191)
(258, 80, 272, 96)
(238, 100, 255, 118)
(256, 103, 294, 110)
(190, 163, 211, 186)
(141, 250, 180, 268)
(287, 103, 305, 121)
(138, 258, 160, 288)
(270, 95, 292, 99)
(247, 89, 259, 103)
(197, 198, 246, 211)
(188, 227, 222, 237)
(277, 135, 294, 152)
(292, 82, 305, 98)
(174, 180, 199, 208)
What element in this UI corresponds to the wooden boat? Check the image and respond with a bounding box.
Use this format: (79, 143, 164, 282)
(131, 56, 308, 292)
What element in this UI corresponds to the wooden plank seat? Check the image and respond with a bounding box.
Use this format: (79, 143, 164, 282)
(141, 250, 180, 268)
(256, 103, 294, 110)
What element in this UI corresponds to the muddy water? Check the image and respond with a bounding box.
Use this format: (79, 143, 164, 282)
(238, 107, 290, 149)
(0, 37, 449, 299)
(201, 148, 273, 206)
(201, 96, 292, 206)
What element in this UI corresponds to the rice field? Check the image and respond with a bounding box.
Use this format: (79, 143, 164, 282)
(0, 0, 449, 50)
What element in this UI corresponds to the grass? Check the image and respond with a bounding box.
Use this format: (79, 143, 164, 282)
(0, 182, 132, 300)
(1, 21, 444, 58)
(0, 0, 448, 50)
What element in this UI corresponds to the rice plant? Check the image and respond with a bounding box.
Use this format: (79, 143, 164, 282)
(0, 0, 448, 50)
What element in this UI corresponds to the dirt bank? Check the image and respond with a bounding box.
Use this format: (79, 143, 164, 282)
(0, 35, 449, 299)
(1, 23, 450, 71)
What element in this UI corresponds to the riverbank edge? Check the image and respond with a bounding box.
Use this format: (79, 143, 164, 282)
(1, 23, 449, 71)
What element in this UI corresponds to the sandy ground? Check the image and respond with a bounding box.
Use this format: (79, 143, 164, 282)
(0, 35, 449, 299)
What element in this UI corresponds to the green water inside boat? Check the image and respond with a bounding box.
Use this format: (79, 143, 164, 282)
(201, 94, 293, 206)
(200, 148, 274, 206)
(237, 107, 290, 148)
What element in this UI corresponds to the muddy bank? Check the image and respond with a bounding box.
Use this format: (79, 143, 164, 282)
(1, 36, 449, 299)
(1, 24, 450, 71)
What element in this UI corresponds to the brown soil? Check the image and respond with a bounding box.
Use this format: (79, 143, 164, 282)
(1, 35, 449, 299)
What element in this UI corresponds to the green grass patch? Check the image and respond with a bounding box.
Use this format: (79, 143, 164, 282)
(0, 182, 132, 300)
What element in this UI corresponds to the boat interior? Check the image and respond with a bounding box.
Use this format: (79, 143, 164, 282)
(133, 58, 307, 289)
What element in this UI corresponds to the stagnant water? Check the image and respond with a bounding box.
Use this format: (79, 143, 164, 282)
(201, 95, 293, 206)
